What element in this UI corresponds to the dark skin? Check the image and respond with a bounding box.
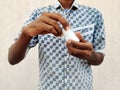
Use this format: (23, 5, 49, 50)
(66, 32, 104, 65)
(8, 0, 104, 65)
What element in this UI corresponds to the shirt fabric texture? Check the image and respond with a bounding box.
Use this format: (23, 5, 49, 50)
(16, 1, 105, 90)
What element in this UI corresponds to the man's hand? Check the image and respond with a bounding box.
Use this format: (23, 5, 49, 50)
(23, 12, 69, 37)
(8, 12, 69, 65)
(66, 32, 93, 60)
(66, 32, 104, 65)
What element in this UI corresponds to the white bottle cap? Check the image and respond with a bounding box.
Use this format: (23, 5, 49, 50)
(62, 29, 79, 42)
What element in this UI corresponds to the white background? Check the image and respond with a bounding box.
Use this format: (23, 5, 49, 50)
(0, 0, 120, 90)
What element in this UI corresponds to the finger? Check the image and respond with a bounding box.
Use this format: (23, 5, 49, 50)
(67, 40, 92, 50)
(40, 31, 49, 34)
(38, 22, 58, 36)
(40, 16, 62, 36)
(66, 44, 91, 59)
(43, 12, 69, 30)
(75, 32, 87, 43)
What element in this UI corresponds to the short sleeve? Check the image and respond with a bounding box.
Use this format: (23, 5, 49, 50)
(15, 9, 39, 49)
(24, 9, 39, 49)
(93, 11, 106, 54)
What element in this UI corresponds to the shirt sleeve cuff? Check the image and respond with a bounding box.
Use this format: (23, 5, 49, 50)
(95, 48, 105, 55)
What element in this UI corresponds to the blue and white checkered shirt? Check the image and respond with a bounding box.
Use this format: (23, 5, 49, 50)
(17, 1, 105, 90)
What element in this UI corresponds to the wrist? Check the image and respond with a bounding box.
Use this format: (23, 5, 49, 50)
(87, 50, 103, 65)
(22, 26, 33, 39)
(21, 27, 33, 40)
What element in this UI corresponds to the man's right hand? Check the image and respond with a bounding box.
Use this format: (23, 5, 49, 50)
(8, 12, 69, 65)
(22, 12, 69, 37)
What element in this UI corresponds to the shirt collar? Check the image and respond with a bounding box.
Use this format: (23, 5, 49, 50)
(53, 0, 79, 10)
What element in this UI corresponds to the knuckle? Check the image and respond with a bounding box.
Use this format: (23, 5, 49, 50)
(85, 51, 91, 57)
(48, 26, 54, 31)
(87, 42, 92, 50)
(89, 43, 93, 50)
(52, 21, 58, 26)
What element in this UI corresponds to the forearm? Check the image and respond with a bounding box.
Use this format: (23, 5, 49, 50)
(8, 30, 32, 65)
(86, 50, 104, 65)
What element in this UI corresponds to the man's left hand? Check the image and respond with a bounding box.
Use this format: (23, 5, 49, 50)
(66, 32, 93, 60)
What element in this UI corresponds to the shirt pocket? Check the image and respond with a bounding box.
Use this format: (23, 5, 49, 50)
(72, 24, 95, 43)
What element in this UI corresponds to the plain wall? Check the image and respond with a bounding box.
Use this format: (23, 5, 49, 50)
(0, 0, 120, 90)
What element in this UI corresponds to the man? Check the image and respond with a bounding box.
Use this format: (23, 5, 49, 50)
(8, 0, 105, 90)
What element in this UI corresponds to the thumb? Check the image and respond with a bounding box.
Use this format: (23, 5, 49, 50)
(75, 32, 87, 43)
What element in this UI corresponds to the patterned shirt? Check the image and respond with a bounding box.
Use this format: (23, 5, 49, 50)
(17, 1, 105, 90)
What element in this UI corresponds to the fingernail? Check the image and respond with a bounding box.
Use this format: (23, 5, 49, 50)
(66, 26, 70, 30)
(67, 40, 71, 44)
